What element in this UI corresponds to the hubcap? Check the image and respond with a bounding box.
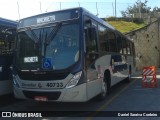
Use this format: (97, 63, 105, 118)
(102, 81, 107, 97)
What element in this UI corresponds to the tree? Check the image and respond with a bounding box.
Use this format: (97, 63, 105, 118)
(150, 6, 160, 18)
(152, 6, 160, 12)
(121, 0, 151, 18)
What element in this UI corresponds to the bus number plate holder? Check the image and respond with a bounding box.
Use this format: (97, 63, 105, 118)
(34, 96, 48, 101)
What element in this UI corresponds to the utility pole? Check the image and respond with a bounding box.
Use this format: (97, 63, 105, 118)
(139, 1, 142, 18)
(112, 2, 114, 16)
(40, 2, 42, 13)
(115, 0, 117, 17)
(60, 2, 61, 10)
(78, 2, 80, 7)
(96, 2, 99, 16)
(17, 1, 20, 20)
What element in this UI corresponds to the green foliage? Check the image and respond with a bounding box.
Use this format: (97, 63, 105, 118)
(121, 0, 151, 17)
(106, 17, 144, 24)
(150, 6, 160, 17)
(107, 21, 145, 33)
(106, 16, 116, 21)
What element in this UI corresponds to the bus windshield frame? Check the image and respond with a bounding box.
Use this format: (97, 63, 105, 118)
(15, 19, 80, 71)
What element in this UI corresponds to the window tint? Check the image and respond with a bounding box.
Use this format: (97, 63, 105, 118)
(98, 25, 117, 52)
(98, 25, 109, 52)
(108, 31, 117, 52)
(84, 16, 98, 68)
(0, 26, 15, 55)
(117, 34, 123, 54)
(85, 21, 98, 53)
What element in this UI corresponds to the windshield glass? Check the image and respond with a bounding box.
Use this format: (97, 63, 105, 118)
(16, 23, 79, 70)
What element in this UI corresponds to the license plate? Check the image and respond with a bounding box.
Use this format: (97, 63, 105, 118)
(34, 96, 48, 101)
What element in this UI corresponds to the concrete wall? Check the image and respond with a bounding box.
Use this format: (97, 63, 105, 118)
(126, 19, 160, 70)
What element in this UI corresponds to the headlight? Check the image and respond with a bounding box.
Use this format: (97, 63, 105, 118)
(66, 71, 82, 89)
(13, 75, 20, 88)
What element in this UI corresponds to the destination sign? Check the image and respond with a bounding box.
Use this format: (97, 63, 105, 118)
(37, 15, 55, 24)
(18, 8, 79, 28)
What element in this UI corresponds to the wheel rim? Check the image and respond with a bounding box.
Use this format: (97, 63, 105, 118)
(102, 80, 107, 97)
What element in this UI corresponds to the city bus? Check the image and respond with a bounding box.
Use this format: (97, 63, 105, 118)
(13, 7, 135, 102)
(0, 18, 17, 96)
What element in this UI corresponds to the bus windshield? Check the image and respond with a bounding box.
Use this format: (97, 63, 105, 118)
(16, 22, 79, 70)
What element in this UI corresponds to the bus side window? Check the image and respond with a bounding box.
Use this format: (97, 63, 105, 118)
(87, 28, 97, 52)
(98, 25, 109, 52)
(85, 27, 98, 68)
(117, 34, 123, 54)
(108, 31, 117, 52)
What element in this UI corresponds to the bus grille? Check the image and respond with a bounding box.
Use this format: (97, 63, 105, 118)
(17, 70, 69, 80)
(23, 91, 61, 100)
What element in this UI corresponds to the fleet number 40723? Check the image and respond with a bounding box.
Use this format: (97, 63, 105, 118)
(46, 82, 63, 88)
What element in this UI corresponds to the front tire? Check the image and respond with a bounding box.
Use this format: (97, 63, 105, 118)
(99, 79, 107, 100)
(98, 71, 111, 100)
(95, 70, 111, 101)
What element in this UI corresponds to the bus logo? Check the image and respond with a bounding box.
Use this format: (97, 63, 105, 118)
(38, 83, 42, 88)
(42, 58, 52, 69)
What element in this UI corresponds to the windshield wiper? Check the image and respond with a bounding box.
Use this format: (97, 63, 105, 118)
(43, 22, 62, 57)
(23, 27, 39, 43)
(45, 22, 62, 45)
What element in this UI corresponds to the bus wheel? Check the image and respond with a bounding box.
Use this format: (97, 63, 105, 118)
(107, 78, 111, 94)
(100, 79, 107, 99)
(97, 71, 110, 100)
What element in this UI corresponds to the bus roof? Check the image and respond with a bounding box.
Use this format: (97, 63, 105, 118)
(0, 17, 17, 28)
(81, 7, 115, 30)
(17, 7, 131, 41)
(17, 7, 115, 30)
(18, 7, 81, 28)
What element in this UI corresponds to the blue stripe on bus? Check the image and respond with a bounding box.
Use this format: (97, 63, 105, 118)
(111, 55, 128, 73)
(113, 64, 127, 71)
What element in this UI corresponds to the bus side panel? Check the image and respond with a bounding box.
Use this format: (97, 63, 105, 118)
(87, 78, 102, 100)
(62, 83, 88, 102)
(0, 80, 12, 95)
(110, 55, 129, 86)
(95, 55, 112, 82)
(0, 56, 13, 95)
(86, 54, 111, 100)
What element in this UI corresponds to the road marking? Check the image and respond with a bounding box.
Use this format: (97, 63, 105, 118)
(133, 88, 153, 91)
(86, 79, 137, 120)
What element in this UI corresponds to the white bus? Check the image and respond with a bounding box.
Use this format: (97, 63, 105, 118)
(13, 7, 135, 102)
(0, 18, 17, 96)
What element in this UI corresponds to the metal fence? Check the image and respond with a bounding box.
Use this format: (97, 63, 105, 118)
(16, 2, 135, 19)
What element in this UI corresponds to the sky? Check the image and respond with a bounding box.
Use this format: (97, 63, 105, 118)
(0, 0, 159, 21)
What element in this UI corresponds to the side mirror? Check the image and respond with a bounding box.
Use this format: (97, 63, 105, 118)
(4, 28, 16, 41)
(88, 27, 97, 41)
